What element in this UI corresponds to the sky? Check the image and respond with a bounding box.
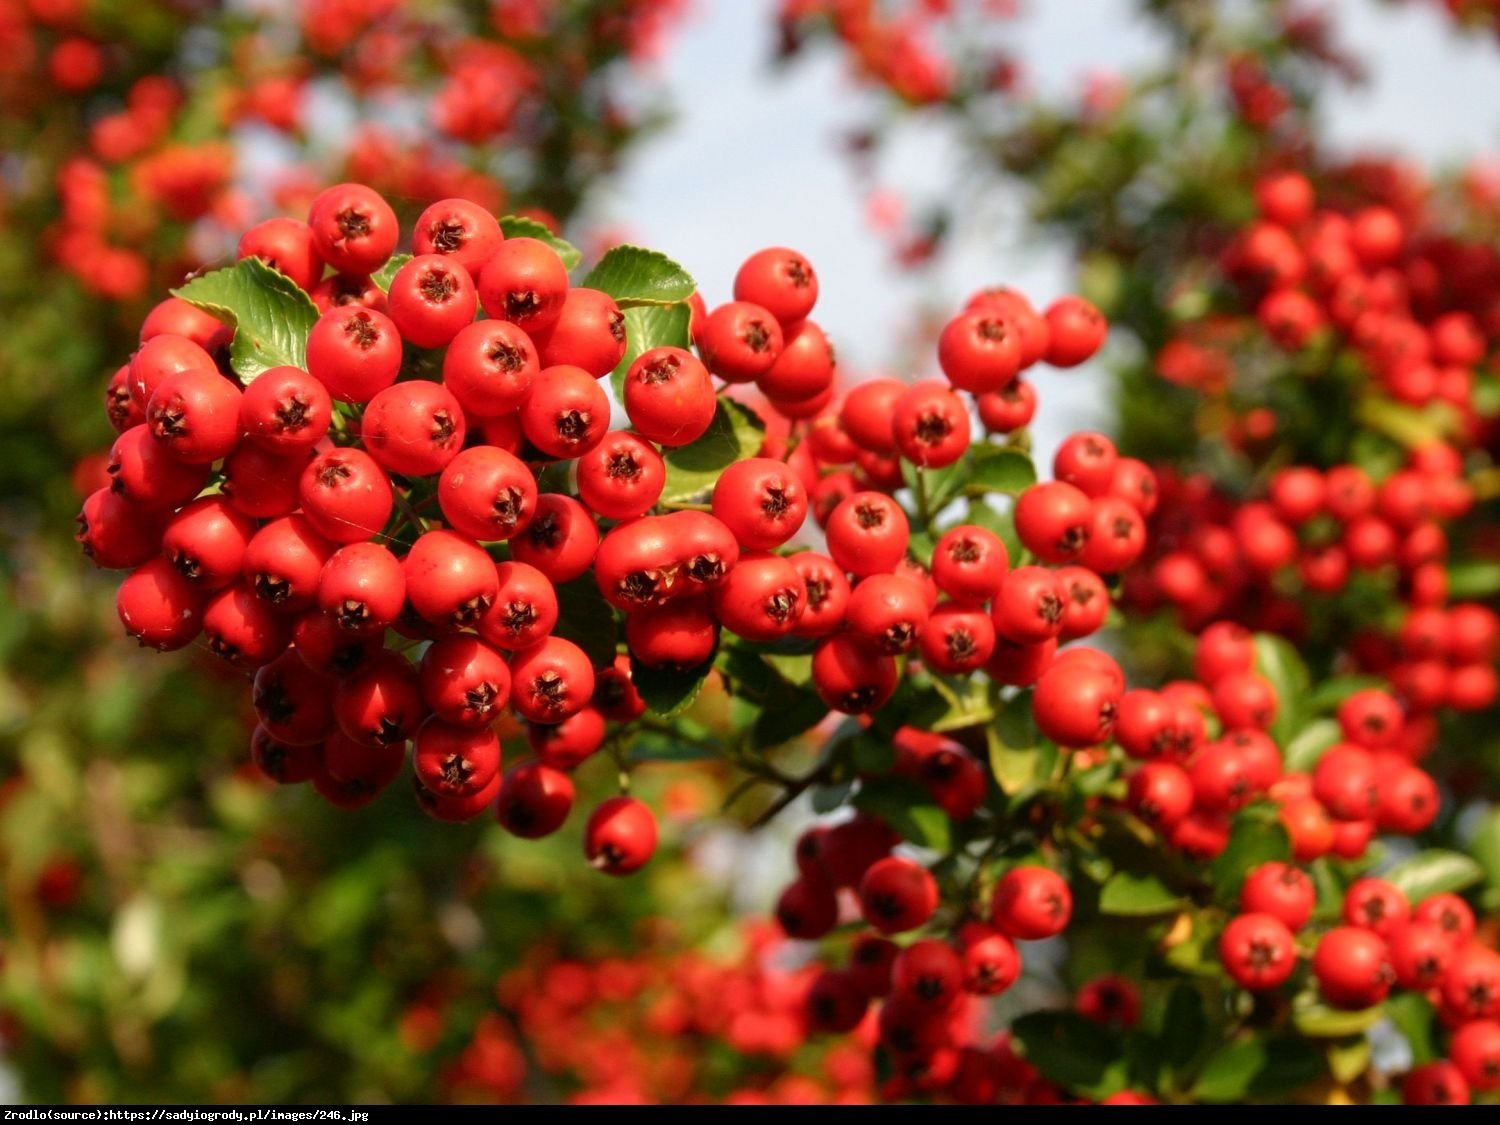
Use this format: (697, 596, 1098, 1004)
(603, 0, 1500, 456)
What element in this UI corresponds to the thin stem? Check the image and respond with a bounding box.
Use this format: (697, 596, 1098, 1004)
(913, 466, 934, 530)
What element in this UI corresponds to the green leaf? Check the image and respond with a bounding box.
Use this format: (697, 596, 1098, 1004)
(1099, 871, 1187, 916)
(1254, 633, 1309, 747)
(628, 728, 717, 762)
(1159, 984, 1207, 1070)
(1382, 849, 1484, 902)
(1447, 561, 1500, 600)
(550, 575, 618, 670)
(1011, 1011, 1124, 1096)
(966, 445, 1037, 496)
(1191, 1037, 1267, 1102)
(850, 731, 896, 774)
(1305, 676, 1388, 716)
(811, 782, 854, 814)
(1211, 813, 1292, 902)
(1326, 1036, 1371, 1085)
(581, 244, 695, 307)
(853, 778, 950, 852)
(987, 726, 1039, 795)
(661, 398, 767, 503)
(371, 253, 411, 293)
(1293, 1000, 1384, 1038)
(629, 655, 713, 718)
(171, 258, 319, 383)
(1474, 808, 1500, 908)
(608, 303, 692, 400)
(499, 215, 581, 271)
(1385, 992, 1438, 1064)
(750, 682, 829, 750)
(1283, 719, 1342, 773)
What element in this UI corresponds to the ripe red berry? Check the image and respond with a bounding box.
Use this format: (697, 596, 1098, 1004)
(931, 525, 1008, 605)
(734, 247, 818, 326)
(116, 557, 205, 650)
(477, 237, 570, 335)
(386, 254, 478, 349)
(806, 971, 869, 1033)
(812, 632, 898, 714)
(1451, 1020, 1500, 1092)
(527, 706, 607, 769)
(332, 649, 427, 748)
(790, 552, 852, 638)
(1240, 862, 1316, 930)
(318, 542, 406, 634)
(892, 940, 964, 1009)
(1402, 1061, 1470, 1106)
(698, 301, 784, 382)
(509, 494, 600, 583)
(622, 346, 717, 447)
(413, 717, 500, 798)
(1220, 913, 1298, 990)
(509, 636, 594, 724)
(412, 198, 502, 278)
(161, 496, 256, 590)
(1032, 662, 1120, 748)
(202, 583, 292, 668)
(128, 333, 218, 409)
(992, 866, 1072, 940)
(305, 306, 403, 404)
(251, 649, 335, 746)
(146, 369, 243, 464)
(710, 551, 804, 642)
(495, 762, 575, 839)
(712, 457, 808, 550)
(918, 605, 996, 674)
(299, 448, 394, 545)
(625, 597, 719, 671)
(478, 561, 559, 651)
(1313, 926, 1393, 1009)
(776, 875, 839, 940)
(362, 380, 467, 477)
(403, 529, 498, 628)
(1015, 481, 1092, 564)
(975, 380, 1037, 434)
(1127, 761, 1194, 828)
(530, 287, 627, 377)
(519, 364, 610, 458)
(308, 183, 399, 275)
(237, 217, 324, 292)
(238, 365, 332, 453)
(990, 566, 1064, 645)
(1043, 297, 1106, 366)
(584, 795, 658, 876)
(891, 381, 971, 468)
(419, 634, 511, 727)
(1343, 877, 1410, 938)
(858, 856, 938, 935)
(1388, 922, 1453, 990)
(846, 574, 931, 655)
(938, 311, 1021, 393)
(442, 319, 540, 419)
(825, 492, 910, 578)
(758, 320, 835, 402)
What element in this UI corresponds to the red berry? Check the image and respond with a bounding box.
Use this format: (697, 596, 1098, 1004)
(299, 448, 394, 545)
(477, 237, 570, 335)
(858, 856, 938, 935)
(825, 492, 910, 578)
(1312, 926, 1393, 1009)
(116, 557, 205, 650)
(442, 319, 539, 418)
(519, 365, 610, 458)
(306, 306, 402, 404)
(622, 346, 717, 447)
(992, 866, 1072, 940)
(362, 380, 467, 477)
(1220, 913, 1298, 990)
(529, 287, 626, 378)
(412, 198, 502, 278)
(238, 365, 332, 453)
(495, 761, 575, 839)
(308, 183, 399, 275)
(699, 301, 784, 382)
(584, 796, 658, 876)
(386, 254, 478, 349)
(509, 636, 594, 724)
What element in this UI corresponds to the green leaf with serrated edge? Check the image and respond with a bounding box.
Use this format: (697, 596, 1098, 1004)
(1210, 813, 1292, 902)
(499, 215, 581, 271)
(853, 778, 950, 852)
(171, 258, 318, 383)
(1099, 871, 1187, 916)
(986, 726, 1037, 794)
(1191, 1037, 1267, 1102)
(371, 253, 411, 293)
(1011, 1011, 1123, 1096)
(965, 445, 1037, 496)
(1381, 849, 1483, 901)
(629, 654, 712, 718)
(811, 782, 853, 814)
(1446, 560, 1500, 600)
(550, 576, 618, 671)
(1254, 633, 1309, 747)
(581, 244, 696, 306)
(1283, 719, 1341, 773)
(608, 303, 691, 400)
(660, 398, 766, 503)
(1292, 999, 1385, 1038)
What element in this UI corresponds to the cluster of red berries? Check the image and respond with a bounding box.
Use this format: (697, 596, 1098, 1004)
(1224, 869, 1500, 1104)
(1129, 169, 1500, 720)
(8, 0, 682, 302)
(435, 922, 878, 1104)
